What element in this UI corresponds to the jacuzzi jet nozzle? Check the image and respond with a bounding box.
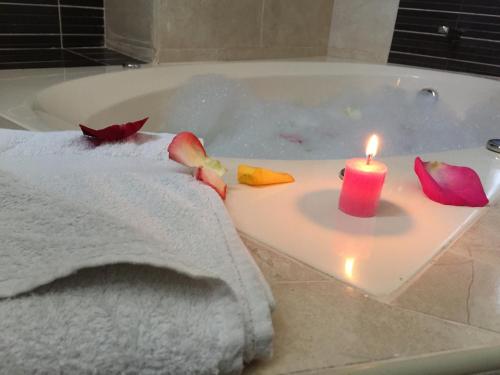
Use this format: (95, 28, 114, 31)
(418, 88, 439, 100)
(122, 63, 141, 69)
(486, 139, 500, 153)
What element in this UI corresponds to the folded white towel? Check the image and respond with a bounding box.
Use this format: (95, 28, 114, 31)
(0, 129, 274, 374)
(0, 129, 174, 159)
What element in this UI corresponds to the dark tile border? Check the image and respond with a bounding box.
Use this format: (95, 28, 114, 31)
(0, 1, 104, 49)
(390, 1, 500, 77)
(0, 48, 145, 70)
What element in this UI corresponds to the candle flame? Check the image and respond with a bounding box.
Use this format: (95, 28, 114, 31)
(344, 257, 355, 280)
(366, 134, 379, 159)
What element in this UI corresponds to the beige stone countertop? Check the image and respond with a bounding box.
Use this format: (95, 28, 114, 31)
(241, 202, 500, 374)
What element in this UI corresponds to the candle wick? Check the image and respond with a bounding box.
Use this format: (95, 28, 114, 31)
(366, 154, 373, 165)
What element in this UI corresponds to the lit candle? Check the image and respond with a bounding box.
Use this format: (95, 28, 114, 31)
(338, 134, 387, 217)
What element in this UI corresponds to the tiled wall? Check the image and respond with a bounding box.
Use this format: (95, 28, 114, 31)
(105, 0, 155, 62)
(0, 0, 104, 49)
(328, 0, 400, 63)
(389, 0, 500, 77)
(106, 0, 334, 63)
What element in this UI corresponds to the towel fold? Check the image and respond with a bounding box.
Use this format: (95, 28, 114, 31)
(0, 129, 274, 374)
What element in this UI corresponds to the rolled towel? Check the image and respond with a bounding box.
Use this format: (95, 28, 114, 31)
(0, 130, 274, 374)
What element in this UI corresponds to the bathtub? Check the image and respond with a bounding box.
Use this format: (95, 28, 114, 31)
(28, 61, 500, 133)
(2, 61, 500, 374)
(1, 61, 498, 299)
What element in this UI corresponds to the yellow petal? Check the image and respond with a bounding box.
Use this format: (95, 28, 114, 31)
(238, 164, 295, 186)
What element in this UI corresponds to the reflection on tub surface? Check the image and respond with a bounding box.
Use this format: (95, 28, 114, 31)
(297, 189, 413, 236)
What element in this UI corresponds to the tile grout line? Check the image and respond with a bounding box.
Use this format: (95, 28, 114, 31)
(0, 2, 103, 10)
(259, 0, 265, 48)
(102, 0, 106, 48)
(270, 280, 340, 285)
(389, 299, 500, 337)
(399, 7, 500, 19)
(389, 51, 500, 68)
(57, 0, 63, 49)
(241, 232, 337, 281)
(393, 29, 500, 45)
(64, 48, 104, 65)
(444, 245, 500, 272)
(0, 34, 103, 36)
(466, 261, 474, 325)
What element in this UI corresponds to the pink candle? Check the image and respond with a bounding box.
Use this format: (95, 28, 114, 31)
(339, 135, 387, 218)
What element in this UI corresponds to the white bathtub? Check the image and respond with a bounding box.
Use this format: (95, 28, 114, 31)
(2, 61, 500, 298)
(29, 61, 500, 134)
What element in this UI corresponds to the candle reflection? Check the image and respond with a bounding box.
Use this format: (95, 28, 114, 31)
(344, 257, 355, 280)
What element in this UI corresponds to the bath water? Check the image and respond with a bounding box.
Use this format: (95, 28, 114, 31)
(164, 75, 499, 159)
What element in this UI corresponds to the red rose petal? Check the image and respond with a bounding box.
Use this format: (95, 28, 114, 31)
(167, 131, 207, 168)
(414, 157, 489, 207)
(195, 167, 227, 200)
(80, 117, 148, 142)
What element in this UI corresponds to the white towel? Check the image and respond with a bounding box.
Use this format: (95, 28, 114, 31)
(0, 129, 274, 374)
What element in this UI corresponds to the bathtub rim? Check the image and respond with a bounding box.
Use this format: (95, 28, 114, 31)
(27, 60, 500, 132)
(1, 59, 499, 132)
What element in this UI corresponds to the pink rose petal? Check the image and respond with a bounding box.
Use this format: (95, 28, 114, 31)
(167, 131, 207, 168)
(414, 157, 489, 207)
(195, 167, 227, 200)
(168, 131, 228, 200)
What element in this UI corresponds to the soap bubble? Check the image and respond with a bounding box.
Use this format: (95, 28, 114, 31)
(163, 74, 499, 160)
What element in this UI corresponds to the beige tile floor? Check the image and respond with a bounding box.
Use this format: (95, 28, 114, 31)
(242, 202, 500, 374)
(395, 202, 500, 334)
